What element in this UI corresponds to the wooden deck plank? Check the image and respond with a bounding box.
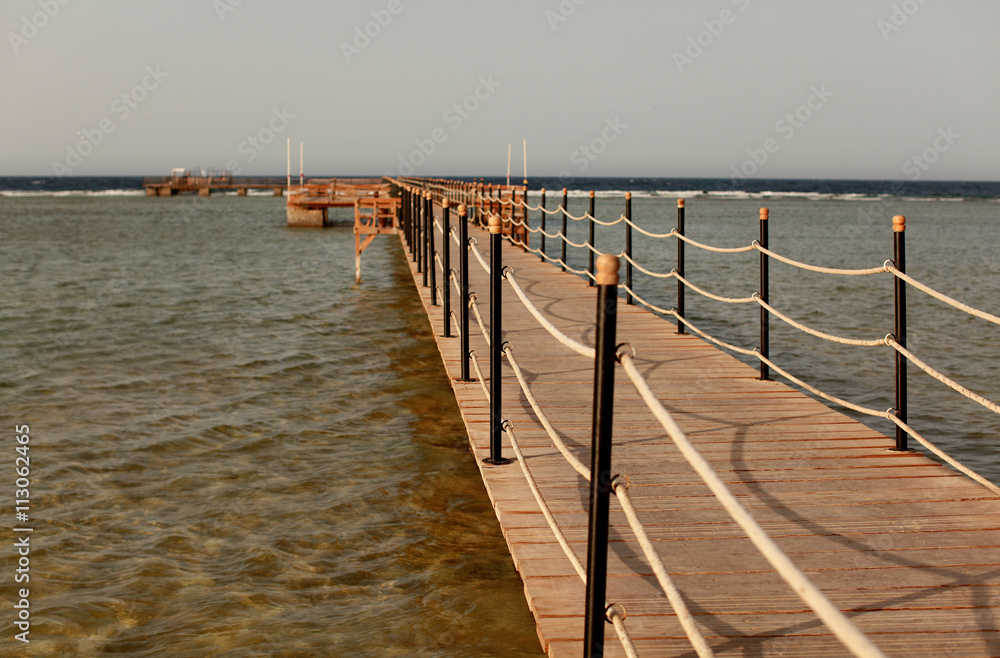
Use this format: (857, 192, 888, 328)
(395, 216, 1000, 657)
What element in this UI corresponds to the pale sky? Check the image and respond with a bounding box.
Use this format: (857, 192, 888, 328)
(3, 0, 998, 180)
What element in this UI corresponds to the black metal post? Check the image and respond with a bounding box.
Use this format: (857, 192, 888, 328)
(587, 190, 596, 287)
(428, 194, 437, 304)
(485, 216, 512, 466)
(417, 192, 430, 288)
(584, 254, 620, 658)
(539, 188, 547, 262)
(561, 188, 568, 272)
(893, 215, 908, 451)
(759, 208, 770, 381)
(625, 192, 633, 305)
(676, 199, 685, 335)
(459, 204, 472, 381)
(442, 200, 452, 336)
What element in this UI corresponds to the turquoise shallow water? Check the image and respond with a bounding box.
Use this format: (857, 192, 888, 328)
(2, 191, 998, 656)
(0, 196, 544, 656)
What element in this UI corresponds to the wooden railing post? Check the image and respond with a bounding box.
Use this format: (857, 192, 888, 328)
(584, 254, 620, 658)
(893, 215, 908, 451)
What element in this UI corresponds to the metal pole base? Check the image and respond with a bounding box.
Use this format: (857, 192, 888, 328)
(482, 457, 515, 466)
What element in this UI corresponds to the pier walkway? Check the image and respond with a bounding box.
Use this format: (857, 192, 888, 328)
(393, 182, 1000, 656)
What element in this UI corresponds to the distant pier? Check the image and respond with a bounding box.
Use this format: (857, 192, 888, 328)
(143, 174, 288, 197)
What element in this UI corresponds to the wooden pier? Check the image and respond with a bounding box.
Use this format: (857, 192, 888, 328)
(143, 174, 288, 197)
(391, 182, 1000, 656)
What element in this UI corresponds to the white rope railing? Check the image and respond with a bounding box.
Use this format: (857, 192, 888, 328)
(674, 231, 756, 254)
(469, 294, 490, 346)
(469, 238, 490, 275)
(620, 251, 677, 279)
(504, 270, 595, 359)
(753, 295, 889, 347)
(674, 271, 757, 304)
(754, 243, 889, 276)
(618, 351, 887, 658)
(885, 336, 1000, 415)
(885, 263, 1000, 326)
(467, 350, 639, 658)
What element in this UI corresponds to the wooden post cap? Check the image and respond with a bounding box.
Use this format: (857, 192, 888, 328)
(442, 198, 450, 208)
(893, 215, 906, 232)
(425, 191, 431, 199)
(760, 208, 769, 221)
(562, 188, 567, 194)
(589, 190, 595, 198)
(677, 198, 685, 208)
(595, 254, 620, 286)
(457, 203, 467, 216)
(625, 192, 631, 200)
(540, 187, 546, 194)
(488, 215, 502, 234)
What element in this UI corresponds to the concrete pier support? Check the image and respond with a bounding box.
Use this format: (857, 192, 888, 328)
(199, 188, 211, 197)
(157, 187, 177, 197)
(273, 188, 284, 197)
(145, 186, 157, 197)
(237, 188, 248, 197)
(287, 206, 326, 227)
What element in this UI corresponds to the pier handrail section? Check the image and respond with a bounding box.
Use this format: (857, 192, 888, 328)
(390, 177, 1000, 656)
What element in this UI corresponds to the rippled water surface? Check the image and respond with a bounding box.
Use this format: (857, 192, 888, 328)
(1, 196, 544, 656)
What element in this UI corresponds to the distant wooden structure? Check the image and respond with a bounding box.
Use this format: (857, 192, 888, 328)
(143, 173, 288, 197)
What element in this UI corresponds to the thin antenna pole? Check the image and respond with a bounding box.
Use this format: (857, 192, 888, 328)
(506, 143, 511, 188)
(522, 138, 527, 180)
(286, 138, 291, 194)
(299, 142, 304, 187)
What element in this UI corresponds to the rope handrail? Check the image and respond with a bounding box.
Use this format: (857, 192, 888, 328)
(623, 218, 675, 239)
(467, 351, 638, 658)
(504, 271, 595, 359)
(620, 251, 677, 279)
(674, 271, 757, 304)
(502, 343, 711, 656)
(674, 231, 756, 254)
(469, 294, 490, 346)
(468, 237, 490, 275)
(433, 218, 443, 234)
(754, 242, 889, 276)
(754, 295, 889, 347)
(885, 263, 1000, 326)
(618, 351, 887, 658)
(885, 335, 1000, 415)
